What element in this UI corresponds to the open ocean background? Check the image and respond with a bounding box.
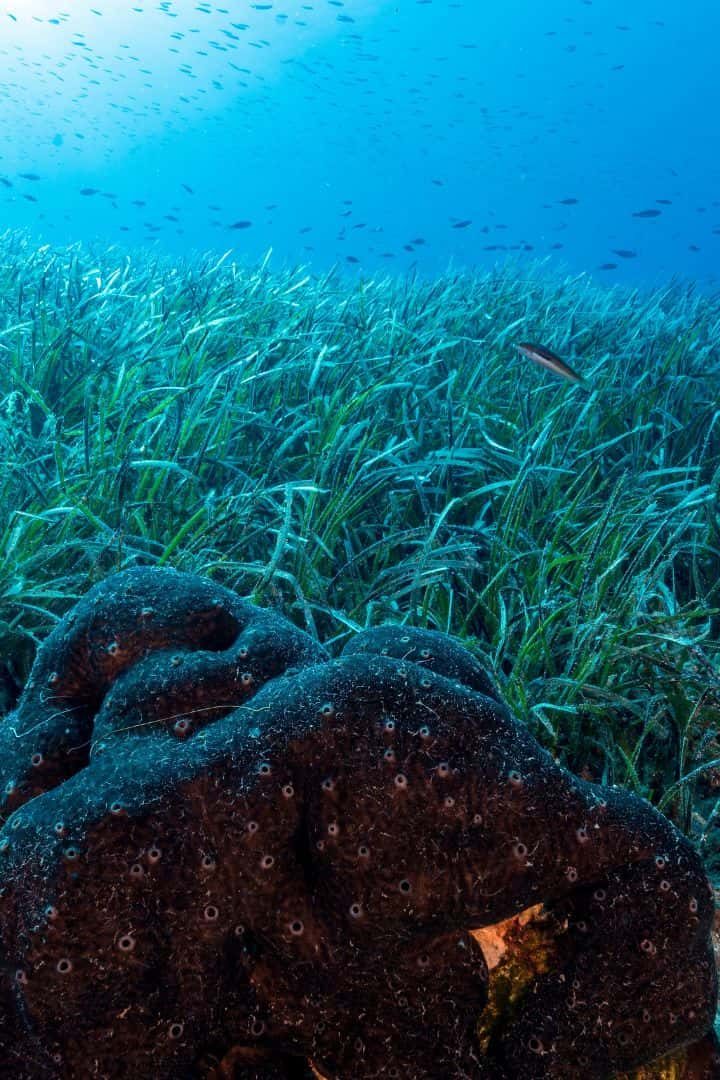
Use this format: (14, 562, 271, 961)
(0, 0, 718, 290)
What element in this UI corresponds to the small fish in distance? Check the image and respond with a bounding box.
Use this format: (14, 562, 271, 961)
(515, 342, 586, 386)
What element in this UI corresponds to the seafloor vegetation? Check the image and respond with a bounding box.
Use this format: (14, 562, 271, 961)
(0, 227, 719, 859)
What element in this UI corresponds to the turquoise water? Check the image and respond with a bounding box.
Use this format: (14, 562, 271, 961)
(0, 0, 717, 290)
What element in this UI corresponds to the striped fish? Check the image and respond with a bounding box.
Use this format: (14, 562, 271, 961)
(515, 341, 585, 385)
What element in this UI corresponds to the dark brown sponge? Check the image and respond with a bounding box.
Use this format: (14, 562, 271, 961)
(0, 569, 716, 1079)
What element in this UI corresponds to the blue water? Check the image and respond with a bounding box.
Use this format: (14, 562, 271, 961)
(1, 0, 718, 289)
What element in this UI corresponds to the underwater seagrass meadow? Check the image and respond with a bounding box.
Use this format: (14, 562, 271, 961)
(0, 231, 720, 1076)
(0, 2, 720, 1074)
